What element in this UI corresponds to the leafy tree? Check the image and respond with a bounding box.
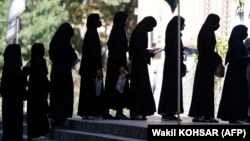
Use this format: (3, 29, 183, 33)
(0, 0, 9, 70)
(0, 0, 134, 74)
(59, 0, 132, 69)
(0, 0, 69, 67)
(19, 0, 69, 60)
(60, 0, 131, 50)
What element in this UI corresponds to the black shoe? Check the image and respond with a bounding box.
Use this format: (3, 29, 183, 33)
(103, 114, 116, 119)
(229, 120, 244, 124)
(131, 115, 147, 120)
(116, 114, 130, 120)
(205, 118, 219, 123)
(52, 120, 70, 129)
(29, 136, 47, 141)
(245, 117, 250, 123)
(192, 117, 205, 122)
(82, 116, 89, 120)
(162, 115, 181, 121)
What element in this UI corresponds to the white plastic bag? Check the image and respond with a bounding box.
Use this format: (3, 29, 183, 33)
(94, 76, 102, 96)
(116, 74, 126, 94)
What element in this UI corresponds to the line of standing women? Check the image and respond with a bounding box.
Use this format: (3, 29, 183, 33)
(217, 24, 250, 124)
(45, 13, 250, 127)
(0, 13, 159, 141)
(188, 13, 250, 124)
(77, 12, 158, 120)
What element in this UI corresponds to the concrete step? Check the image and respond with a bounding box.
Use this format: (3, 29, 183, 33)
(45, 116, 147, 141)
(0, 130, 54, 141)
(0, 115, 147, 141)
(51, 129, 146, 141)
(2, 115, 244, 141)
(64, 117, 147, 140)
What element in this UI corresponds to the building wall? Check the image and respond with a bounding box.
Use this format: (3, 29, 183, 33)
(136, 0, 248, 49)
(135, 0, 250, 116)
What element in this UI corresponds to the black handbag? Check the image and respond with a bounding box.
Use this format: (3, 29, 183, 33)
(181, 63, 187, 77)
(214, 64, 225, 78)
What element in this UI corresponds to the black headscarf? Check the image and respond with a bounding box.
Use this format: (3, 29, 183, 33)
(31, 43, 45, 59)
(129, 16, 157, 60)
(165, 16, 185, 45)
(49, 22, 74, 61)
(50, 22, 74, 45)
(200, 13, 220, 32)
(133, 16, 157, 33)
(107, 11, 128, 49)
(229, 24, 248, 43)
(166, 16, 185, 33)
(225, 24, 248, 64)
(86, 13, 102, 28)
(4, 44, 22, 66)
(113, 11, 128, 28)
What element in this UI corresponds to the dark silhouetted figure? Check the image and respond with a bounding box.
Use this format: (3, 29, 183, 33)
(49, 22, 79, 127)
(27, 43, 50, 140)
(129, 16, 157, 120)
(0, 44, 29, 141)
(245, 38, 250, 123)
(105, 11, 130, 119)
(158, 16, 186, 121)
(77, 13, 107, 119)
(217, 24, 249, 124)
(188, 14, 222, 123)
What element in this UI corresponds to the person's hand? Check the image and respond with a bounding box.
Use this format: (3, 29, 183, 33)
(149, 52, 155, 57)
(146, 50, 155, 58)
(96, 69, 102, 77)
(119, 66, 125, 74)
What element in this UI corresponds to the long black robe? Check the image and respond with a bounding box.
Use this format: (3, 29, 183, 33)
(77, 14, 104, 117)
(158, 16, 185, 116)
(105, 12, 130, 112)
(217, 25, 250, 121)
(0, 44, 28, 141)
(49, 23, 78, 123)
(129, 16, 157, 117)
(27, 43, 50, 139)
(188, 14, 222, 119)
